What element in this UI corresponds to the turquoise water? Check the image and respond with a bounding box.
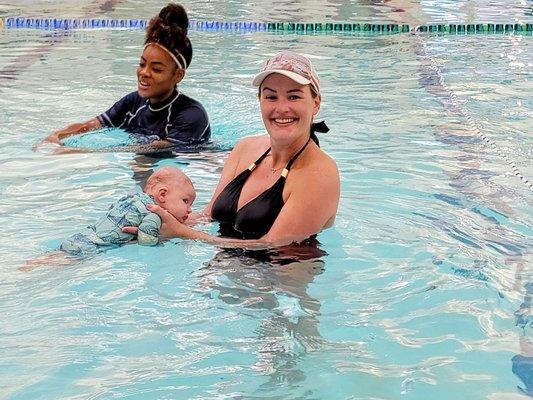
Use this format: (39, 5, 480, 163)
(0, 1, 532, 399)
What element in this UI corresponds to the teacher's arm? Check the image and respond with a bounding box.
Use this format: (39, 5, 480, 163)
(43, 118, 102, 144)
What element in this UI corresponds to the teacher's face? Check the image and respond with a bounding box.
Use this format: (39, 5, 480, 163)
(137, 44, 185, 103)
(259, 73, 320, 143)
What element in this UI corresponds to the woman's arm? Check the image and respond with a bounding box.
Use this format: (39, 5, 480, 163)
(43, 118, 102, 144)
(91, 139, 175, 153)
(124, 203, 279, 249)
(41, 130, 176, 155)
(263, 157, 340, 243)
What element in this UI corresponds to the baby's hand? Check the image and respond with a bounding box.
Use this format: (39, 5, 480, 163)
(122, 226, 139, 235)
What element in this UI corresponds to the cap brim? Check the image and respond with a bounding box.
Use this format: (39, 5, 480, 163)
(252, 70, 312, 87)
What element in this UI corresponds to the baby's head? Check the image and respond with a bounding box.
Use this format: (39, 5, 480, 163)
(144, 166, 195, 222)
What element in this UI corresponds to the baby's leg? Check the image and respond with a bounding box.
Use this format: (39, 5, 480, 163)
(20, 233, 99, 271)
(19, 251, 79, 271)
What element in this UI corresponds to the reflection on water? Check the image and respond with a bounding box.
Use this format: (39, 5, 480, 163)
(198, 242, 326, 384)
(414, 31, 532, 399)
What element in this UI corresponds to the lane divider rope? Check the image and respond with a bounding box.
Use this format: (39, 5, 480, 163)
(1, 17, 532, 34)
(414, 33, 532, 190)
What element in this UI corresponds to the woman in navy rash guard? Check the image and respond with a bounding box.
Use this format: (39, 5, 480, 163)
(42, 3, 210, 151)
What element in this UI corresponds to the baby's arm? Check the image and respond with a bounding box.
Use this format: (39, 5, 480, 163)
(137, 212, 162, 246)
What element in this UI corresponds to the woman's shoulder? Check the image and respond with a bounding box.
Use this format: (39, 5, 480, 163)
(233, 134, 270, 151)
(175, 92, 208, 112)
(227, 134, 270, 166)
(170, 92, 210, 128)
(289, 145, 339, 190)
(308, 145, 339, 174)
(111, 90, 144, 108)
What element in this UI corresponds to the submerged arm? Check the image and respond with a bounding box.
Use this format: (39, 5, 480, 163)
(43, 118, 102, 144)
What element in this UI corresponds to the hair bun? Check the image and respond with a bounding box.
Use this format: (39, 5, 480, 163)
(158, 3, 189, 33)
(145, 3, 193, 69)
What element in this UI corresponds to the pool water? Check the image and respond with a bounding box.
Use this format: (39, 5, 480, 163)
(0, 1, 531, 399)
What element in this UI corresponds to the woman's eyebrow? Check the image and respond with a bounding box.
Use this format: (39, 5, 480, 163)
(262, 88, 304, 93)
(140, 56, 166, 66)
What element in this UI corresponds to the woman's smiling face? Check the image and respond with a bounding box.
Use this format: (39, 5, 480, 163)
(137, 44, 184, 104)
(259, 73, 321, 142)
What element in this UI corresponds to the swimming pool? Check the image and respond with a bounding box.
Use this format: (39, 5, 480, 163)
(0, 1, 532, 399)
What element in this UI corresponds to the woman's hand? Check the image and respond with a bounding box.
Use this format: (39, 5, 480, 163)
(33, 133, 63, 152)
(123, 204, 194, 239)
(43, 132, 61, 144)
(32, 141, 89, 155)
(150, 204, 191, 238)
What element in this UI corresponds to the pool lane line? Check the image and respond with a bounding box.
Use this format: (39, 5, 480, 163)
(1, 18, 532, 34)
(413, 33, 532, 191)
(0, 0, 123, 89)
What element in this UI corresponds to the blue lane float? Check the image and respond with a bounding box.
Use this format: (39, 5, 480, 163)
(1, 17, 532, 35)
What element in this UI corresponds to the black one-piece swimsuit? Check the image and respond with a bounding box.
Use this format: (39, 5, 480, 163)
(211, 138, 311, 239)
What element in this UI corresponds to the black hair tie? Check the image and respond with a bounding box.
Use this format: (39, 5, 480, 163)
(310, 120, 329, 147)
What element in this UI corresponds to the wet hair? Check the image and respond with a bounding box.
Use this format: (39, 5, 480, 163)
(144, 3, 193, 69)
(145, 166, 193, 191)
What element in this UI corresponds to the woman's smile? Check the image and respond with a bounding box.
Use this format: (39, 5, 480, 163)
(271, 117, 298, 128)
(138, 79, 150, 90)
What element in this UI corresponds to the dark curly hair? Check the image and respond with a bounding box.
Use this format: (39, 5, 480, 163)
(144, 3, 192, 69)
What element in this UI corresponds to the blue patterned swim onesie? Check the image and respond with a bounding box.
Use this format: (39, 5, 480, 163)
(60, 189, 162, 257)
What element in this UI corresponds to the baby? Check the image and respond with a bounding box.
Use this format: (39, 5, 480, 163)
(23, 166, 194, 268)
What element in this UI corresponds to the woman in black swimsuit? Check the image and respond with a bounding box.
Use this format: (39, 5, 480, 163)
(126, 50, 340, 247)
(40, 3, 210, 152)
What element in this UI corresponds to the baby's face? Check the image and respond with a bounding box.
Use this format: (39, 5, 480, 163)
(162, 182, 196, 222)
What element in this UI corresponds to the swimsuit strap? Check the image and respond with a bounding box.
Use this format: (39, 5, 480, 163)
(309, 120, 329, 147)
(247, 136, 312, 177)
(311, 120, 329, 134)
(286, 137, 311, 170)
(247, 147, 272, 172)
(281, 137, 312, 178)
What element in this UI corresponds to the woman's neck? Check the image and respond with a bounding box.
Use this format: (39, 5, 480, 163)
(269, 134, 310, 167)
(149, 87, 178, 106)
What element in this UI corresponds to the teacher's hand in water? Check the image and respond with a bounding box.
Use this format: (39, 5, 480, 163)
(123, 203, 190, 239)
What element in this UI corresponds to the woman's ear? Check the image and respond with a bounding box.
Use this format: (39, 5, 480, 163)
(173, 68, 185, 85)
(313, 94, 321, 116)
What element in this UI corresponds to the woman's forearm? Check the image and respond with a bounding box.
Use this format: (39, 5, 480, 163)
(146, 204, 303, 249)
(44, 118, 101, 143)
(167, 223, 297, 250)
(55, 123, 93, 140)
